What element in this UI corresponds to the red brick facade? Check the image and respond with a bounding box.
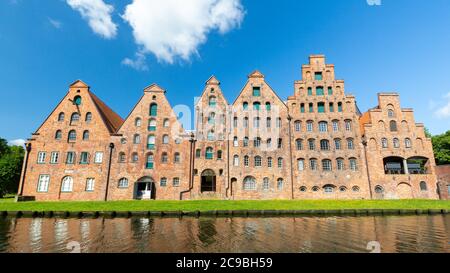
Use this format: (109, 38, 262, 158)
(18, 55, 440, 201)
(436, 165, 450, 200)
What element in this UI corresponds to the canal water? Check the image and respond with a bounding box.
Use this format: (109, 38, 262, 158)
(0, 215, 448, 253)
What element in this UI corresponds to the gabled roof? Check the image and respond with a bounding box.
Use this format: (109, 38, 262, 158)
(88, 91, 124, 133)
(70, 79, 89, 88)
(206, 75, 220, 85)
(144, 83, 166, 93)
(248, 70, 265, 78)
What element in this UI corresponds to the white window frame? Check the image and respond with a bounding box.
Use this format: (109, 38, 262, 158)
(94, 152, 103, 164)
(37, 152, 46, 164)
(85, 178, 95, 192)
(61, 176, 73, 193)
(50, 152, 59, 164)
(37, 175, 50, 192)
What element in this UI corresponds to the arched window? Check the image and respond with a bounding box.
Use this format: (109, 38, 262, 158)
(243, 137, 249, 147)
(276, 118, 282, 128)
(393, 138, 400, 148)
(324, 185, 335, 193)
(375, 186, 384, 194)
(390, 120, 398, 132)
(347, 138, 354, 150)
(388, 109, 395, 118)
(263, 178, 270, 190)
(146, 154, 154, 169)
(332, 120, 339, 132)
(58, 112, 65, 122)
(61, 176, 74, 192)
(296, 139, 303, 150)
(405, 138, 412, 148)
(345, 120, 352, 131)
(85, 112, 92, 123)
(119, 152, 126, 163)
(253, 117, 260, 128)
(68, 130, 77, 142)
(243, 102, 248, 110)
(209, 96, 217, 107)
(243, 176, 256, 191)
(208, 112, 216, 124)
(312, 186, 319, 192)
(132, 153, 138, 163)
(420, 181, 428, 191)
(233, 117, 238, 128)
(70, 113, 80, 123)
(337, 158, 345, 170)
(217, 150, 222, 160)
(253, 102, 261, 111)
(148, 119, 157, 131)
(381, 138, 388, 148)
(349, 158, 358, 171)
(266, 117, 271, 128)
(118, 178, 129, 188)
(379, 120, 386, 131)
(233, 137, 239, 147)
(300, 186, 307, 192)
(278, 157, 283, 168)
(297, 158, 305, 171)
(195, 149, 201, 158)
(308, 139, 316, 150)
(310, 158, 318, 170)
(55, 130, 62, 140)
(207, 130, 215, 141)
(150, 103, 158, 116)
(83, 130, 90, 141)
(316, 86, 324, 96)
(329, 102, 334, 112)
(147, 135, 156, 149)
(322, 159, 332, 171)
(319, 121, 328, 132)
(74, 96, 82, 105)
(174, 153, 181, 163)
(163, 119, 170, 127)
(277, 178, 284, 190)
(233, 155, 239, 166)
(244, 156, 250, 167)
(352, 186, 360, 192)
(334, 138, 342, 150)
(160, 178, 167, 187)
(162, 135, 169, 144)
(338, 102, 343, 112)
(161, 152, 168, 163)
(254, 156, 262, 167)
(135, 118, 142, 127)
(243, 117, 249, 128)
(206, 147, 214, 159)
(306, 120, 314, 132)
(254, 137, 261, 147)
(134, 134, 141, 144)
(265, 102, 271, 111)
(320, 139, 330, 151)
(267, 157, 273, 168)
(267, 138, 272, 149)
(294, 120, 301, 132)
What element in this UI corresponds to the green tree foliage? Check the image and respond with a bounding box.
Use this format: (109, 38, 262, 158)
(432, 131, 450, 165)
(0, 139, 25, 198)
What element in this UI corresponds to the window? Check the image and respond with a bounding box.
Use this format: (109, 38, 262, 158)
(55, 130, 62, 140)
(278, 157, 283, 168)
(319, 121, 328, 132)
(161, 152, 168, 163)
(254, 137, 261, 148)
(244, 176, 256, 190)
(266, 102, 271, 111)
(243, 117, 249, 128)
(328, 87, 333, 95)
(174, 153, 181, 163)
(61, 176, 73, 192)
(268, 157, 273, 168)
(276, 118, 282, 128)
(134, 134, 141, 144)
(196, 149, 201, 158)
(206, 147, 214, 159)
(58, 112, 65, 122)
(335, 139, 342, 150)
(243, 102, 249, 110)
(277, 179, 284, 190)
(312, 186, 319, 192)
(135, 118, 142, 127)
(352, 186, 360, 192)
(94, 152, 103, 163)
(297, 159, 305, 171)
(233, 137, 239, 147)
(320, 140, 330, 151)
(255, 156, 262, 167)
(217, 150, 222, 160)
(209, 96, 217, 107)
(147, 135, 156, 150)
(37, 175, 50, 192)
(267, 138, 272, 149)
(82, 130, 90, 141)
(233, 117, 238, 128)
(80, 152, 89, 164)
(244, 156, 250, 167)
(253, 87, 261, 97)
(208, 112, 215, 125)
(393, 138, 400, 148)
(338, 102, 343, 112)
(233, 155, 239, 166)
(322, 159, 332, 171)
(160, 178, 167, 187)
(266, 118, 272, 128)
(146, 154, 154, 169)
(349, 158, 358, 171)
(118, 178, 129, 188)
(382, 138, 388, 148)
(347, 138, 354, 150)
(86, 178, 95, 192)
(300, 103, 305, 113)
(314, 72, 323, 81)
(308, 139, 316, 150)
(420, 181, 427, 191)
(316, 87, 324, 96)
(263, 178, 270, 190)
(207, 130, 215, 141)
(307, 121, 313, 132)
(300, 186, 307, 192)
(294, 121, 301, 132)
(118, 152, 126, 163)
(253, 117, 260, 128)
(375, 186, 384, 194)
(68, 130, 77, 142)
(131, 153, 138, 163)
(85, 112, 92, 123)
(150, 103, 158, 116)
(66, 152, 75, 164)
(277, 138, 283, 149)
(390, 120, 398, 132)
(296, 139, 303, 150)
(345, 120, 352, 131)
(173, 178, 180, 187)
(243, 137, 249, 147)
(307, 87, 313, 96)
(337, 158, 345, 170)
(163, 135, 169, 144)
(163, 119, 170, 127)
(332, 120, 339, 132)
(310, 159, 318, 171)
(405, 138, 412, 148)
(74, 96, 82, 105)
(329, 102, 334, 112)
(324, 185, 334, 194)
(70, 113, 80, 123)
(50, 152, 59, 164)
(148, 119, 157, 131)
(388, 109, 395, 118)
(309, 103, 314, 113)
(253, 102, 261, 111)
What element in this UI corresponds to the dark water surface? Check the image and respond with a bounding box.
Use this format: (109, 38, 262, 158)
(0, 215, 448, 253)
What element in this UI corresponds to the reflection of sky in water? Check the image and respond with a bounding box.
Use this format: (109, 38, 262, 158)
(29, 218, 42, 253)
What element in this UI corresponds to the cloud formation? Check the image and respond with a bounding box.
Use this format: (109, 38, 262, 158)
(122, 0, 245, 64)
(122, 52, 149, 71)
(434, 92, 450, 118)
(66, 0, 117, 39)
(48, 18, 62, 29)
(8, 139, 26, 147)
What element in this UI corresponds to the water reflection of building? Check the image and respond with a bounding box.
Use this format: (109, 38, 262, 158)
(436, 165, 450, 199)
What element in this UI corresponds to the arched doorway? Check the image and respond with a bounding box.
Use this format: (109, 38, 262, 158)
(397, 183, 413, 199)
(201, 169, 216, 192)
(134, 176, 156, 200)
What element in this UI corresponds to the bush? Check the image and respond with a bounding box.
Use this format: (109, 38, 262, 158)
(0, 139, 24, 198)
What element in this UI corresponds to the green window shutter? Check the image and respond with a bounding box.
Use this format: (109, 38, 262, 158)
(309, 104, 314, 113)
(329, 103, 334, 112)
(328, 87, 333, 95)
(307, 87, 313, 96)
(146, 162, 154, 169)
(150, 104, 158, 116)
(316, 87, 324, 96)
(315, 72, 323, 81)
(300, 104, 305, 113)
(253, 87, 261, 97)
(318, 103, 325, 113)
(338, 103, 343, 112)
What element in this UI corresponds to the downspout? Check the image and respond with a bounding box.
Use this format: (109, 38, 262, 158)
(104, 143, 115, 201)
(16, 142, 32, 200)
(287, 116, 295, 200)
(180, 133, 195, 200)
(362, 139, 374, 199)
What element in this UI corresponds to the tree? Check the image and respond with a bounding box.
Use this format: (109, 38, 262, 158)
(432, 131, 450, 165)
(0, 139, 25, 198)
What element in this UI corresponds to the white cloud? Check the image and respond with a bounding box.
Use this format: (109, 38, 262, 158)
(8, 139, 26, 147)
(122, 0, 245, 64)
(48, 18, 62, 29)
(434, 92, 450, 118)
(122, 52, 149, 71)
(66, 0, 117, 39)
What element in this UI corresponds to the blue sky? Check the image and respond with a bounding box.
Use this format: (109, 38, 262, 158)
(1, 0, 450, 145)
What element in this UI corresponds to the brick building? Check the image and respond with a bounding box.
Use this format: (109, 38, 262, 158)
(436, 165, 450, 200)
(17, 55, 440, 201)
